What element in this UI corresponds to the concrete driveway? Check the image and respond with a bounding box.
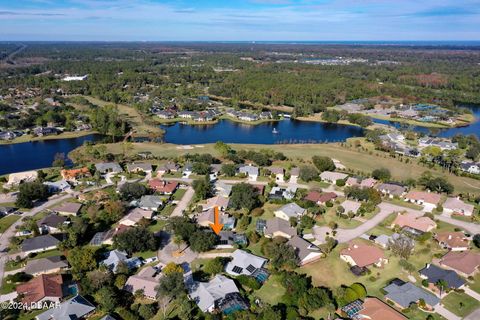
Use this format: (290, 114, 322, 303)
(434, 304, 461, 320)
(171, 186, 194, 217)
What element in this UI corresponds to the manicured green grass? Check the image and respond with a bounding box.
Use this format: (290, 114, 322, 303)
(0, 278, 17, 294)
(30, 249, 63, 260)
(254, 274, 286, 305)
(17, 308, 48, 320)
(133, 250, 157, 259)
(172, 188, 187, 201)
(148, 220, 167, 233)
(0, 215, 20, 233)
(160, 204, 175, 217)
(469, 273, 480, 294)
(384, 198, 424, 210)
(403, 308, 447, 320)
(81, 141, 480, 194)
(442, 291, 479, 317)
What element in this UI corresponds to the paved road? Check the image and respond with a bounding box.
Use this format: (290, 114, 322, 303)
(434, 305, 461, 320)
(437, 213, 480, 235)
(464, 307, 480, 320)
(171, 187, 194, 217)
(335, 202, 400, 243)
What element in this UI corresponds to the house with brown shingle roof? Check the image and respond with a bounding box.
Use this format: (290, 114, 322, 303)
(119, 208, 153, 227)
(264, 217, 297, 239)
(439, 251, 480, 277)
(51, 202, 82, 216)
(16, 274, 64, 305)
(340, 242, 388, 268)
(203, 196, 230, 211)
(124, 266, 162, 300)
(391, 212, 436, 233)
(435, 231, 470, 251)
(304, 191, 337, 205)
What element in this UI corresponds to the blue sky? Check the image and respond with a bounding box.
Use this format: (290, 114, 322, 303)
(0, 0, 479, 41)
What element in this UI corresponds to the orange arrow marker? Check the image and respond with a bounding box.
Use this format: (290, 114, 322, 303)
(210, 206, 224, 235)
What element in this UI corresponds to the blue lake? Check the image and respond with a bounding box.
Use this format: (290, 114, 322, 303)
(0, 134, 103, 176)
(161, 119, 365, 144)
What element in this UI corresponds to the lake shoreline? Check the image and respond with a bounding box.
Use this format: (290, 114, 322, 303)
(0, 130, 98, 146)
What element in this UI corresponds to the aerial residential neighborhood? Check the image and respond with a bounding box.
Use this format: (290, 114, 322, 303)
(1, 2, 480, 319)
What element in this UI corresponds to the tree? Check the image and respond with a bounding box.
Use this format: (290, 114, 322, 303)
(204, 257, 225, 275)
(163, 262, 183, 275)
(15, 181, 49, 208)
(319, 236, 337, 254)
(86, 269, 113, 291)
(312, 156, 335, 172)
(189, 231, 216, 252)
(114, 227, 157, 254)
(230, 183, 260, 211)
(389, 234, 415, 259)
(192, 162, 210, 175)
(169, 217, 196, 242)
(299, 165, 318, 182)
(372, 168, 391, 181)
(52, 152, 66, 167)
(349, 283, 367, 299)
(237, 275, 261, 290)
(119, 182, 147, 200)
(221, 163, 237, 177)
(435, 279, 448, 297)
(138, 303, 157, 320)
(95, 286, 118, 312)
(399, 259, 416, 274)
(67, 246, 97, 277)
(214, 141, 233, 157)
(157, 271, 185, 300)
(192, 178, 212, 200)
(262, 239, 299, 270)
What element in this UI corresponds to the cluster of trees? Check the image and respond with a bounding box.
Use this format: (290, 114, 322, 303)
(15, 180, 49, 208)
(322, 109, 372, 127)
(230, 183, 261, 211)
(418, 171, 454, 194)
(168, 217, 217, 252)
(113, 227, 157, 255)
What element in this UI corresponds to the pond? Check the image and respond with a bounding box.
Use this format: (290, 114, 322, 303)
(161, 119, 365, 145)
(0, 134, 103, 176)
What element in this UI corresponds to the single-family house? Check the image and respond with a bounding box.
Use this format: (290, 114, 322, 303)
(22, 234, 61, 255)
(460, 162, 480, 175)
(268, 167, 284, 182)
(225, 250, 268, 278)
(204, 196, 230, 211)
(138, 195, 163, 211)
(289, 167, 299, 183)
(43, 180, 71, 193)
(119, 208, 153, 227)
(148, 179, 179, 195)
(304, 191, 337, 205)
(215, 181, 233, 197)
(37, 214, 68, 234)
(391, 212, 436, 233)
(217, 231, 248, 248)
(126, 162, 152, 173)
(89, 225, 131, 246)
(36, 295, 96, 320)
(238, 165, 259, 181)
(435, 231, 470, 251)
(383, 280, 440, 309)
(196, 208, 235, 230)
(100, 250, 142, 273)
(25, 256, 68, 276)
(190, 275, 248, 314)
(264, 218, 297, 239)
(439, 251, 480, 277)
(95, 162, 123, 174)
(319, 171, 348, 183)
(443, 197, 475, 216)
(7, 170, 38, 187)
(16, 274, 64, 305)
(341, 298, 407, 320)
(404, 191, 441, 212)
(269, 186, 297, 201)
(51, 202, 82, 216)
(419, 264, 465, 290)
(360, 178, 378, 188)
(376, 183, 407, 198)
(340, 242, 388, 268)
(157, 162, 180, 174)
(339, 200, 362, 216)
(274, 203, 306, 221)
(287, 235, 323, 265)
(124, 266, 162, 300)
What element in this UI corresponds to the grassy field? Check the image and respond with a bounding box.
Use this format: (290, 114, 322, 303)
(442, 291, 479, 317)
(82, 96, 163, 136)
(0, 215, 20, 233)
(79, 141, 480, 194)
(254, 274, 286, 305)
(172, 188, 187, 201)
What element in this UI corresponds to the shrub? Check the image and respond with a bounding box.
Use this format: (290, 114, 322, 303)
(251, 208, 264, 217)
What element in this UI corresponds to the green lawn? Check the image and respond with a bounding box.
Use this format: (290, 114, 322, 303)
(148, 220, 167, 233)
(442, 291, 480, 318)
(172, 188, 187, 201)
(30, 249, 63, 260)
(0, 278, 17, 294)
(0, 215, 20, 233)
(254, 274, 286, 305)
(469, 273, 480, 294)
(133, 250, 157, 259)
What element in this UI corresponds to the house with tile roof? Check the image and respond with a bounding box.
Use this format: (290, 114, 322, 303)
(340, 242, 388, 268)
(340, 297, 407, 320)
(404, 191, 441, 212)
(304, 191, 337, 205)
(439, 251, 480, 277)
(391, 212, 436, 233)
(435, 231, 470, 251)
(443, 197, 475, 216)
(203, 195, 230, 211)
(320, 171, 348, 183)
(148, 179, 179, 194)
(16, 274, 64, 305)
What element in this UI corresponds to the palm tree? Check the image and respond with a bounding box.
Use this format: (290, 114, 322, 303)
(435, 279, 448, 298)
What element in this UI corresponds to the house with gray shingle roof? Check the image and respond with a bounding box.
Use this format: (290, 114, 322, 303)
(126, 162, 152, 173)
(36, 295, 96, 320)
(287, 235, 323, 265)
(383, 280, 439, 309)
(238, 165, 259, 181)
(138, 195, 164, 211)
(22, 234, 61, 255)
(25, 256, 68, 276)
(100, 249, 143, 273)
(264, 217, 297, 239)
(95, 162, 123, 174)
(274, 203, 306, 221)
(419, 264, 465, 289)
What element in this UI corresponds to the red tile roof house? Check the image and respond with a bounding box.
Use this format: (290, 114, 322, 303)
(435, 231, 470, 251)
(403, 191, 441, 212)
(340, 242, 388, 268)
(304, 191, 337, 205)
(439, 251, 480, 277)
(16, 274, 64, 307)
(148, 179, 179, 195)
(443, 197, 475, 217)
(391, 212, 436, 233)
